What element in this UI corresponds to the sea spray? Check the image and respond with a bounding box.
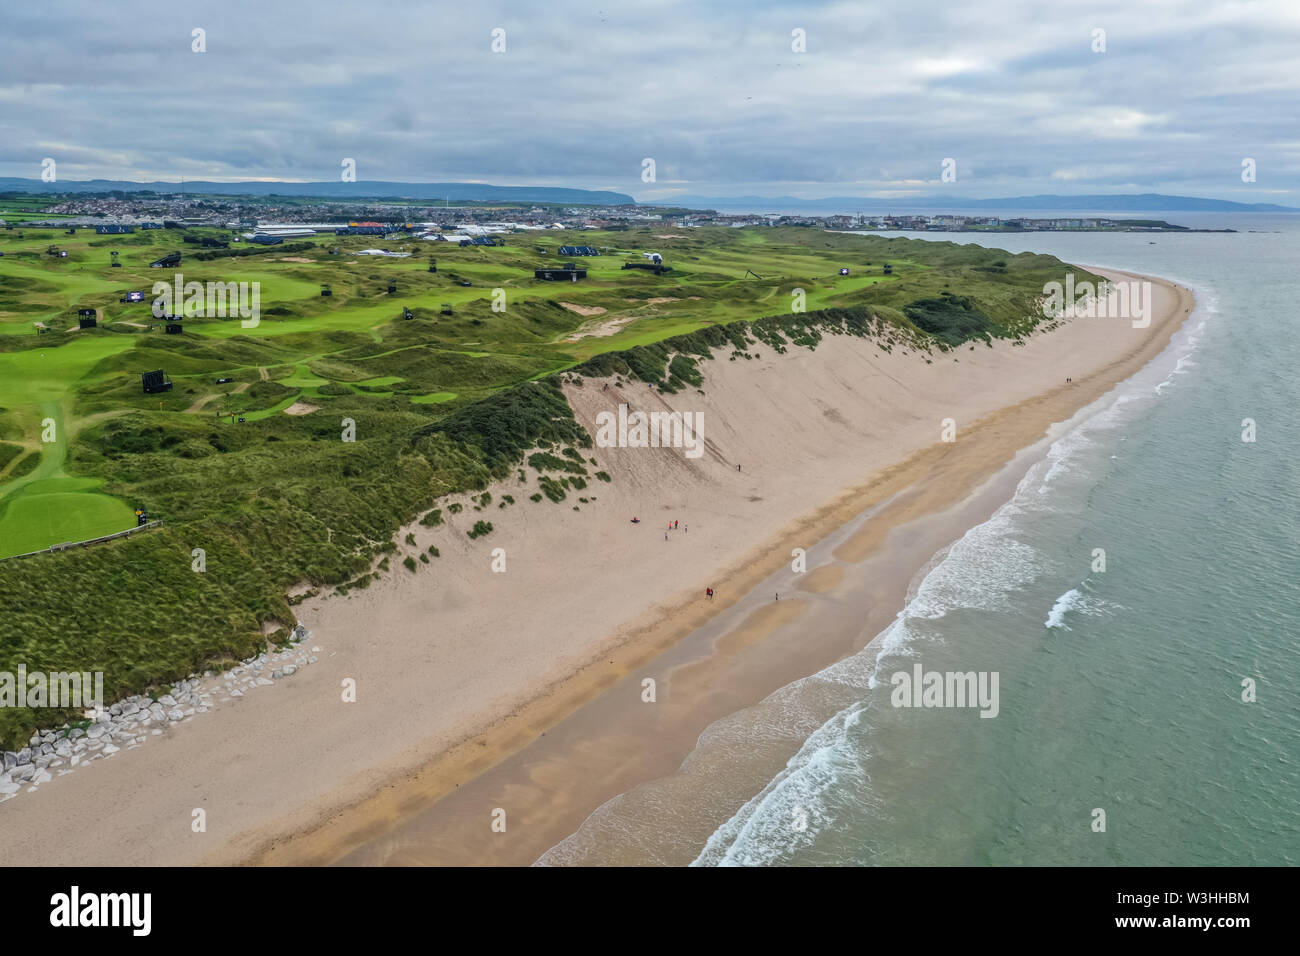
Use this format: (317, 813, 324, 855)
(1044, 588, 1083, 629)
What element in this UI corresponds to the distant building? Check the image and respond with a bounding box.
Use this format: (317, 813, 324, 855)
(151, 253, 182, 268)
(336, 221, 388, 235)
(253, 226, 315, 239)
(249, 233, 284, 245)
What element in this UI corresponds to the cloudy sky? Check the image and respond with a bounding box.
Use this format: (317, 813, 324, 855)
(2, 0, 1297, 202)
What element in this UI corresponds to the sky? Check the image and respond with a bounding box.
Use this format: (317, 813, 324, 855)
(1, 0, 1297, 203)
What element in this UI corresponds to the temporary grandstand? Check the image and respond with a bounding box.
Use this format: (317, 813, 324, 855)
(535, 262, 587, 281)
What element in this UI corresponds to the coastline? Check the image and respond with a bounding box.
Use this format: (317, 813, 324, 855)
(0, 267, 1196, 867)
(247, 268, 1196, 867)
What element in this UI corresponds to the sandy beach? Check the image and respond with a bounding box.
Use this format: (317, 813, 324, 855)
(0, 268, 1195, 867)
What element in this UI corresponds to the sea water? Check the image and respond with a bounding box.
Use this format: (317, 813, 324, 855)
(542, 216, 1300, 866)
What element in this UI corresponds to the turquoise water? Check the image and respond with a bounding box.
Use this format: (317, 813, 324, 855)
(548, 219, 1300, 866)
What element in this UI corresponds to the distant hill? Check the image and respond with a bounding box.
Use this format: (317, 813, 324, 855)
(666, 193, 1300, 213)
(0, 178, 635, 205)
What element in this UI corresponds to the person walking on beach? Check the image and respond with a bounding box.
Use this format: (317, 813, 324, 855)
(707, 587, 713, 599)
(775, 592, 779, 601)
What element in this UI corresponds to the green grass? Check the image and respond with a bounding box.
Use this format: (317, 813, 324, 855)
(0, 475, 136, 555)
(0, 220, 1097, 747)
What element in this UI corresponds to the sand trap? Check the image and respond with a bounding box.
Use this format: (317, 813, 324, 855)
(284, 401, 320, 416)
(562, 316, 638, 342)
(646, 297, 678, 305)
(279, 256, 312, 263)
(560, 302, 607, 317)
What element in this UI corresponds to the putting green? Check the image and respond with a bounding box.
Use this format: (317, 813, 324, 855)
(354, 375, 404, 388)
(0, 475, 136, 557)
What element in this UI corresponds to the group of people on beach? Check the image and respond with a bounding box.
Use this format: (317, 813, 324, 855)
(629, 516, 689, 537)
(626, 515, 716, 599)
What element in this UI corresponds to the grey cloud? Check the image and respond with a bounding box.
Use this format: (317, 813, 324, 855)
(0, 0, 1295, 201)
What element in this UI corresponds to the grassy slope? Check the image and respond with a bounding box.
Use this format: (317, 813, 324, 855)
(0, 222, 1096, 746)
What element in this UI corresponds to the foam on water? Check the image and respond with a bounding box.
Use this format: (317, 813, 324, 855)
(1043, 587, 1083, 629)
